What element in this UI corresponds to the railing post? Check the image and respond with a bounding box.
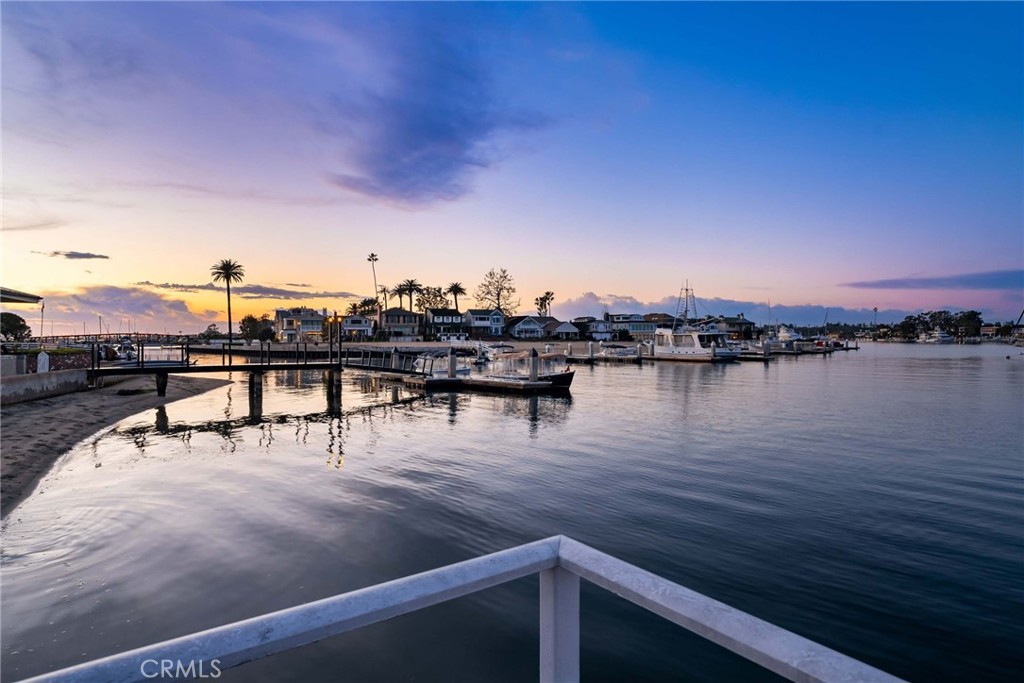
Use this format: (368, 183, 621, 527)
(539, 566, 580, 683)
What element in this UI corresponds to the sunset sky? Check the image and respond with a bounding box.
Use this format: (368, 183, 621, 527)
(2, 1, 1021, 335)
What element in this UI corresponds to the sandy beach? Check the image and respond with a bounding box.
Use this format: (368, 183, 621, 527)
(1, 374, 231, 518)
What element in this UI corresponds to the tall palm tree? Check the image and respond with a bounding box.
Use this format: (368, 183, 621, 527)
(446, 282, 466, 311)
(367, 253, 380, 313)
(399, 279, 422, 311)
(210, 259, 245, 364)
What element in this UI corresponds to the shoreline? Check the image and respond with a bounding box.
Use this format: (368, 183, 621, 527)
(0, 374, 232, 519)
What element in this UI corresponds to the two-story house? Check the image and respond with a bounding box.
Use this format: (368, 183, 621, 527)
(604, 313, 657, 341)
(274, 307, 327, 342)
(572, 316, 613, 341)
(704, 314, 756, 340)
(425, 308, 467, 341)
(380, 308, 420, 339)
(341, 314, 375, 340)
(465, 309, 505, 339)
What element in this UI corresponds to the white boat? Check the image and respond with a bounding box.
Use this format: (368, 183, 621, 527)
(776, 326, 804, 342)
(652, 324, 741, 362)
(652, 283, 740, 362)
(919, 330, 955, 344)
(116, 337, 138, 360)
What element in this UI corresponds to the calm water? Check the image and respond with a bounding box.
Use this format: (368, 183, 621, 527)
(2, 344, 1022, 682)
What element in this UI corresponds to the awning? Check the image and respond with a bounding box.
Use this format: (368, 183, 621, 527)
(0, 287, 43, 304)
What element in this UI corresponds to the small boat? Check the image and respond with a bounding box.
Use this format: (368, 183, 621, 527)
(919, 330, 955, 344)
(485, 369, 574, 388)
(415, 352, 472, 376)
(117, 337, 138, 360)
(538, 369, 574, 387)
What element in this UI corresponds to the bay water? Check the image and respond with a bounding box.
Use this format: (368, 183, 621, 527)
(2, 343, 1022, 682)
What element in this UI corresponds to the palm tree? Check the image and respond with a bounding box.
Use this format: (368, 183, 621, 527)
(210, 259, 245, 364)
(378, 285, 390, 311)
(347, 302, 360, 316)
(535, 291, 555, 317)
(367, 253, 380, 313)
(399, 279, 422, 311)
(390, 284, 407, 311)
(446, 282, 466, 311)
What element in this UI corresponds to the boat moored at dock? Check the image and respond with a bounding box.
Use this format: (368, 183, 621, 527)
(652, 324, 741, 362)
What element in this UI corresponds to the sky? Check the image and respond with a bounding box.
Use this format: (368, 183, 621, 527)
(2, 1, 1022, 335)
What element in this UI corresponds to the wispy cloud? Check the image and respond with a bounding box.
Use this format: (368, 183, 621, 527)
(135, 281, 361, 300)
(842, 270, 1024, 291)
(284, 283, 312, 288)
(2, 219, 66, 232)
(34, 250, 110, 260)
(130, 181, 340, 207)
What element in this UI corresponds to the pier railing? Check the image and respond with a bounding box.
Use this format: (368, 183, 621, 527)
(86, 341, 433, 376)
(19, 535, 903, 683)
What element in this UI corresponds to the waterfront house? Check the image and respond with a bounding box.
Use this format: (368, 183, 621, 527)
(425, 308, 467, 341)
(274, 307, 326, 342)
(644, 312, 684, 329)
(341, 315, 374, 340)
(465, 309, 505, 339)
(506, 316, 546, 339)
(381, 308, 420, 340)
(708, 314, 757, 340)
(506, 316, 582, 340)
(543, 319, 582, 340)
(604, 313, 657, 341)
(572, 316, 613, 341)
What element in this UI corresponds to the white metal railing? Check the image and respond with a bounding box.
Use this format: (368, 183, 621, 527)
(17, 536, 904, 683)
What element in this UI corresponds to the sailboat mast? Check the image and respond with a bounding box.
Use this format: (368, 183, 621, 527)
(672, 283, 684, 332)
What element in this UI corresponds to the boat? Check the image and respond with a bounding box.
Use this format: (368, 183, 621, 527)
(116, 337, 138, 360)
(652, 325, 741, 362)
(475, 342, 515, 361)
(651, 284, 741, 362)
(919, 330, 955, 344)
(484, 369, 574, 388)
(776, 325, 804, 342)
(414, 352, 472, 376)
